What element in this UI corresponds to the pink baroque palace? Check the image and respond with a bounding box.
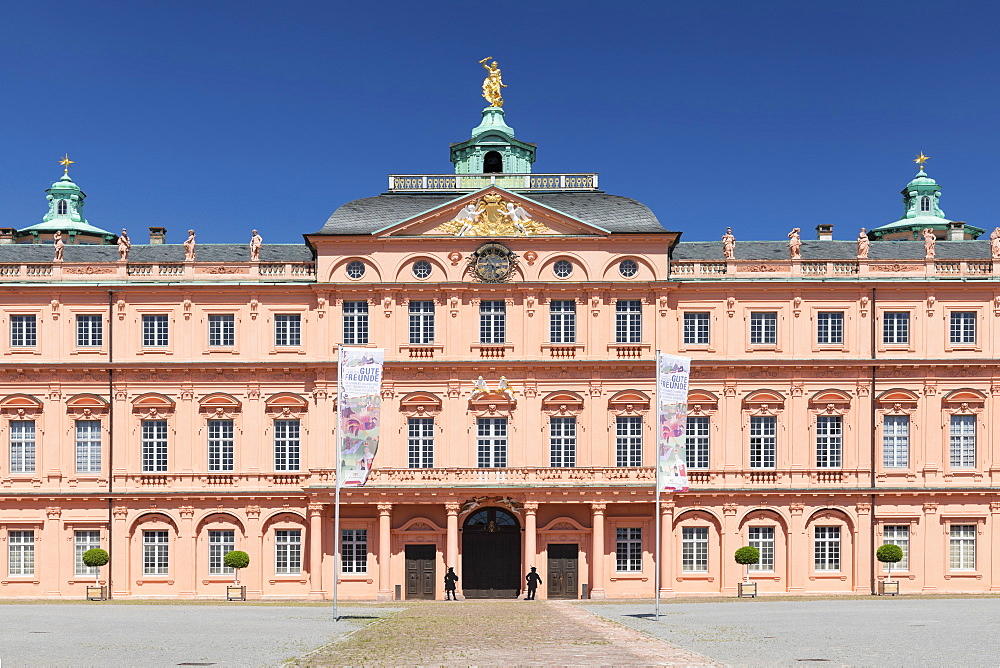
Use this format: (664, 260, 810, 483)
(1, 109, 998, 601)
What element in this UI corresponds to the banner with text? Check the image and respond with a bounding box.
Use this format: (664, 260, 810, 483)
(656, 352, 691, 494)
(338, 347, 385, 487)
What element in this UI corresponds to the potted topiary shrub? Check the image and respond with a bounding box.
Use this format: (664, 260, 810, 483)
(876, 544, 903, 595)
(224, 550, 250, 601)
(734, 546, 760, 598)
(82, 548, 110, 601)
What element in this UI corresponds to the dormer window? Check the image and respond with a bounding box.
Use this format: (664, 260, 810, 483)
(920, 196, 931, 212)
(483, 151, 503, 173)
(57, 200, 68, 215)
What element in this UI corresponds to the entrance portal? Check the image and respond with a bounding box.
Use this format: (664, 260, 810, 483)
(462, 507, 521, 598)
(546, 543, 579, 599)
(405, 544, 436, 600)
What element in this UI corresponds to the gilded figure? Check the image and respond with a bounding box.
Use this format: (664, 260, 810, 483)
(479, 57, 506, 108)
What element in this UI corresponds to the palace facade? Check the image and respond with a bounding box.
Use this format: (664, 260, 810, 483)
(2, 105, 999, 600)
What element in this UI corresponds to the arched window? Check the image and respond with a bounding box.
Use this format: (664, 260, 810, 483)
(920, 196, 931, 212)
(483, 151, 503, 173)
(57, 200, 68, 215)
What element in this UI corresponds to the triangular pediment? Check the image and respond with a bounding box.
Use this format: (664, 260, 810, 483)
(375, 187, 610, 238)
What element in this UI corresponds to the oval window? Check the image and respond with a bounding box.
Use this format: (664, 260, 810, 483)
(619, 259, 638, 278)
(346, 260, 366, 279)
(553, 259, 573, 278)
(412, 260, 432, 279)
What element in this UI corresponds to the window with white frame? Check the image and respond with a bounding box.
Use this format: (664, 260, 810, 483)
(681, 527, 708, 572)
(616, 527, 642, 572)
(208, 419, 234, 472)
(208, 530, 235, 575)
(748, 527, 774, 571)
(273, 419, 300, 471)
(141, 419, 168, 473)
(882, 311, 909, 344)
(75, 420, 101, 474)
(274, 314, 301, 347)
(479, 300, 506, 344)
(883, 415, 909, 468)
(816, 415, 842, 468)
(343, 301, 369, 345)
(8, 530, 34, 576)
(949, 414, 976, 468)
(408, 301, 435, 345)
(143, 530, 169, 575)
(142, 314, 169, 347)
(949, 311, 976, 345)
(407, 417, 434, 468)
(949, 525, 976, 571)
(341, 529, 368, 573)
(10, 314, 37, 347)
(749, 312, 777, 345)
(615, 416, 642, 467)
(882, 525, 909, 571)
(615, 300, 642, 343)
(816, 312, 844, 345)
(9, 420, 36, 474)
(76, 315, 103, 347)
(74, 530, 101, 576)
(275, 529, 302, 574)
(549, 416, 577, 467)
(920, 196, 931, 212)
(477, 417, 507, 468)
(549, 300, 576, 343)
(685, 416, 709, 469)
(683, 312, 710, 345)
(814, 526, 840, 571)
(208, 314, 235, 347)
(749, 415, 776, 469)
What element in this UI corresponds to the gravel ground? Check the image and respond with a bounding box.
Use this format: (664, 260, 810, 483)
(581, 597, 1000, 666)
(0, 603, 395, 667)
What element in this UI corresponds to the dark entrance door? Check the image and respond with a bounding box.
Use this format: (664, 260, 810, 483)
(462, 507, 521, 598)
(547, 543, 579, 599)
(405, 544, 436, 600)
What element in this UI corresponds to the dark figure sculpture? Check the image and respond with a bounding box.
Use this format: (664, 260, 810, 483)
(444, 567, 459, 600)
(525, 566, 542, 600)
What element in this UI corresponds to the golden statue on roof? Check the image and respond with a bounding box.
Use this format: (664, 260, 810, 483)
(479, 57, 507, 107)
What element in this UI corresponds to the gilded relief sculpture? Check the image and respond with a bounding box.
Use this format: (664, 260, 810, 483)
(436, 194, 549, 237)
(479, 57, 507, 107)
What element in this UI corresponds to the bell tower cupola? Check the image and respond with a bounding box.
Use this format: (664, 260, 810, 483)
(17, 156, 116, 245)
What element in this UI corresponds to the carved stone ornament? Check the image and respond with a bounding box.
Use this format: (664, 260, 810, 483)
(436, 194, 551, 237)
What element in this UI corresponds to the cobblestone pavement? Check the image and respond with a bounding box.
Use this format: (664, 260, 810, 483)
(296, 600, 716, 666)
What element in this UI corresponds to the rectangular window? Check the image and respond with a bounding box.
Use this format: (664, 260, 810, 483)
(208, 314, 235, 347)
(814, 527, 840, 571)
(75, 420, 102, 474)
(748, 527, 775, 572)
(208, 530, 235, 575)
(816, 312, 844, 345)
(407, 417, 434, 468)
(8, 531, 34, 576)
(273, 419, 300, 471)
(685, 416, 709, 469)
(74, 530, 101, 577)
(549, 416, 577, 468)
(343, 301, 369, 345)
(341, 529, 368, 574)
(883, 311, 909, 345)
(549, 300, 577, 344)
(949, 525, 976, 571)
(477, 418, 507, 468)
(141, 420, 168, 473)
(275, 529, 302, 574)
(950, 415, 976, 469)
(816, 415, 842, 468)
(882, 525, 909, 571)
(143, 530, 169, 575)
(9, 420, 36, 474)
(142, 314, 169, 347)
(274, 314, 302, 347)
(408, 301, 435, 345)
(616, 527, 642, 572)
(208, 419, 234, 472)
(681, 527, 708, 572)
(479, 300, 506, 344)
(749, 416, 776, 469)
(76, 315, 103, 347)
(615, 416, 642, 467)
(10, 314, 37, 347)
(683, 312, 710, 345)
(749, 312, 777, 345)
(950, 311, 976, 344)
(883, 415, 909, 468)
(615, 300, 642, 344)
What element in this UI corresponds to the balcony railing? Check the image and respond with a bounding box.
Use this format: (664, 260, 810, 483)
(0, 261, 316, 282)
(387, 173, 599, 192)
(367, 466, 655, 486)
(671, 258, 997, 280)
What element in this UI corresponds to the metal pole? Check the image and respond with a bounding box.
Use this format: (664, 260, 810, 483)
(333, 344, 342, 622)
(654, 349, 661, 622)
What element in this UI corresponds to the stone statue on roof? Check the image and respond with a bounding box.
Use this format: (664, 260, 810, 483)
(721, 227, 736, 260)
(118, 229, 131, 261)
(184, 229, 196, 261)
(990, 228, 1000, 259)
(788, 228, 802, 260)
(922, 228, 936, 259)
(250, 230, 262, 261)
(857, 228, 869, 259)
(53, 231, 65, 262)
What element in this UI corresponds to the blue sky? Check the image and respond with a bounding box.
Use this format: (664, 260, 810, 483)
(1, 1, 998, 244)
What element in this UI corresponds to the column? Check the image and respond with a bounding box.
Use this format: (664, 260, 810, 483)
(110, 505, 130, 598)
(376, 503, 393, 601)
(244, 505, 262, 598)
(43, 507, 62, 597)
(177, 506, 196, 597)
(855, 501, 873, 594)
(524, 502, 538, 597)
(787, 502, 805, 593)
(590, 503, 607, 599)
(721, 503, 739, 595)
(991, 502, 1000, 591)
(308, 502, 324, 599)
(659, 501, 675, 597)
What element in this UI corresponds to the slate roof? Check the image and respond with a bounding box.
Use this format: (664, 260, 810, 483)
(0, 244, 313, 263)
(313, 191, 669, 235)
(671, 240, 995, 261)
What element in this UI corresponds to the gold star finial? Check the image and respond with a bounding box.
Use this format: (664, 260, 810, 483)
(58, 154, 74, 174)
(914, 152, 930, 169)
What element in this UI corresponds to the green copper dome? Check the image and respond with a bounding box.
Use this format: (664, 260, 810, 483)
(869, 166, 984, 241)
(17, 168, 115, 244)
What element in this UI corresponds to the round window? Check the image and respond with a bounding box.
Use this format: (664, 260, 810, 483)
(553, 259, 573, 278)
(619, 259, 638, 278)
(346, 260, 366, 279)
(412, 260, 432, 279)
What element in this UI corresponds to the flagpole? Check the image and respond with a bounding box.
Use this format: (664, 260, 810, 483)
(333, 344, 342, 623)
(654, 349, 661, 622)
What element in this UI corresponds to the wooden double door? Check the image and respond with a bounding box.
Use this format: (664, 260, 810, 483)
(405, 544, 436, 600)
(462, 507, 521, 598)
(546, 543, 579, 599)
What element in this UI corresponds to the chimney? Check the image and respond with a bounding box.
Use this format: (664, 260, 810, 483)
(815, 224, 834, 241)
(0, 228, 17, 245)
(947, 221, 966, 241)
(149, 227, 166, 245)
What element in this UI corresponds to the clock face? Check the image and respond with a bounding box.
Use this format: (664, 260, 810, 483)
(473, 245, 514, 283)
